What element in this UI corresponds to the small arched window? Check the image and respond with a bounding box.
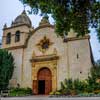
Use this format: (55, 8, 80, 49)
(15, 31, 20, 42)
(6, 32, 11, 44)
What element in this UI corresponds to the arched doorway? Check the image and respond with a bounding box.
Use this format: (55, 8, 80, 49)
(37, 68, 52, 95)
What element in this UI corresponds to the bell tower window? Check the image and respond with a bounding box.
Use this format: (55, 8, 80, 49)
(15, 31, 20, 42)
(6, 32, 11, 44)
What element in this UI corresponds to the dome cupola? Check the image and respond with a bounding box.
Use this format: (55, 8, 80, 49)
(12, 10, 32, 27)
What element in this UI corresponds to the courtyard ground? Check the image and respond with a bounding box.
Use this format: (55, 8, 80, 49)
(0, 96, 100, 100)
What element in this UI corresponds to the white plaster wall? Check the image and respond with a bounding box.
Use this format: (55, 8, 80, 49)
(9, 49, 23, 86)
(23, 27, 68, 89)
(68, 39, 92, 80)
(5, 26, 92, 90)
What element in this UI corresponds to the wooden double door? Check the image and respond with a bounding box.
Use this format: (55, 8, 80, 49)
(33, 68, 52, 95)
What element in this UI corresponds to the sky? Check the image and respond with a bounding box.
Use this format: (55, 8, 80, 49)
(0, 0, 100, 61)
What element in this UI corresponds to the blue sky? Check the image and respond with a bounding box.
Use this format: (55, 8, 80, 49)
(0, 0, 100, 61)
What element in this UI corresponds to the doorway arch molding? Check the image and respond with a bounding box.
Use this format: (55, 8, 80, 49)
(31, 54, 59, 94)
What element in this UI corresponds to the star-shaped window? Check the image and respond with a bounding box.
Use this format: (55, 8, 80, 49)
(37, 36, 53, 53)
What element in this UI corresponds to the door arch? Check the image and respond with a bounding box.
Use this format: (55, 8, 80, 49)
(37, 67, 52, 95)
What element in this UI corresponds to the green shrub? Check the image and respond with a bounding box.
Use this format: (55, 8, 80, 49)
(49, 91, 55, 95)
(9, 87, 32, 96)
(49, 65, 100, 96)
(55, 91, 61, 95)
(93, 90, 100, 94)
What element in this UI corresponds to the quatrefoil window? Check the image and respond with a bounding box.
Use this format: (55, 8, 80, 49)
(37, 36, 53, 53)
(42, 42, 49, 49)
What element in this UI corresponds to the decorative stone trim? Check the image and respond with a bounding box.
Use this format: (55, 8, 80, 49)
(30, 54, 59, 62)
(3, 45, 25, 50)
(31, 51, 58, 93)
(31, 60, 58, 94)
(25, 24, 54, 47)
(63, 35, 90, 42)
(3, 23, 31, 30)
(36, 36, 54, 53)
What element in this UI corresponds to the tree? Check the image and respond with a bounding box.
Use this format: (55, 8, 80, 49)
(20, 0, 100, 40)
(0, 49, 15, 91)
(95, 59, 100, 66)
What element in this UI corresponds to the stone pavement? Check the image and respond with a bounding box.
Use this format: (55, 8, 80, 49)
(0, 96, 100, 100)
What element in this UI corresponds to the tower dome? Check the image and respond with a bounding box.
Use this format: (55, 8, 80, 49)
(12, 10, 32, 27)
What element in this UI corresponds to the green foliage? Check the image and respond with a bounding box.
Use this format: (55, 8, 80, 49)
(54, 91, 61, 95)
(87, 65, 100, 92)
(59, 79, 87, 95)
(50, 61, 100, 96)
(20, 0, 100, 40)
(9, 87, 32, 96)
(51, 65, 100, 96)
(49, 91, 55, 95)
(0, 49, 15, 91)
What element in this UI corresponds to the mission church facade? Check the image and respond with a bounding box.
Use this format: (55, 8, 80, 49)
(2, 10, 93, 95)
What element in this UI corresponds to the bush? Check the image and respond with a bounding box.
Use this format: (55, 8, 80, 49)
(9, 88, 32, 96)
(58, 79, 88, 95)
(93, 90, 100, 94)
(55, 91, 61, 95)
(49, 91, 55, 95)
(49, 65, 100, 96)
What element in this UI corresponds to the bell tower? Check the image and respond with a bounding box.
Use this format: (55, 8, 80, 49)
(2, 10, 32, 49)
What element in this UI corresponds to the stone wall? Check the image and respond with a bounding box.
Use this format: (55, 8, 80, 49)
(9, 48, 23, 87)
(2, 25, 30, 49)
(22, 26, 68, 89)
(2, 24, 92, 91)
(67, 39, 92, 80)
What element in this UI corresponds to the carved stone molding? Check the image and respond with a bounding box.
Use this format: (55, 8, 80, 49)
(36, 36, 53, 53)
(30, 54, 59, 62)
(32, 60, 57, 93)
(31, 53, 59, 93)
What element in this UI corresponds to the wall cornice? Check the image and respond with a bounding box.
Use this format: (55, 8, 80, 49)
(3, 45, 25, 50)
(30, 54, 59, 62)
(63, 35, 90, 42)
(3, 24, 31, 30)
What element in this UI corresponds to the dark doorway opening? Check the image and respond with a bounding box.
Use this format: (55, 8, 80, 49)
(38, 80, 45, 94)
(32, 68, 52, 95)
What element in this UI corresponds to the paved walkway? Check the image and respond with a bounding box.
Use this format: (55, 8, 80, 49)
(1, 96, 100, 100)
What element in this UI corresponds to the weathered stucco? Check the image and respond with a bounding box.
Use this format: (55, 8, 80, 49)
(2, 16, 93, 91)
